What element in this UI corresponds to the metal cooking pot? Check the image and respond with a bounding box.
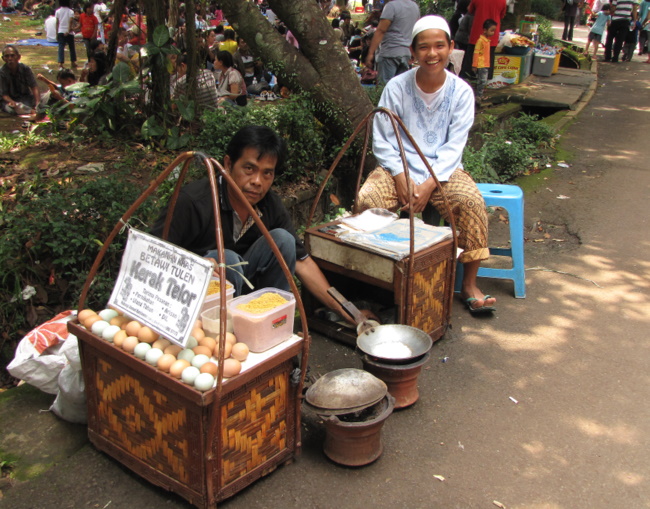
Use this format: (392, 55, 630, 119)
(305, 368, 388, 416)
(357, 324, 432, 364)
(327, 287, 433, 364)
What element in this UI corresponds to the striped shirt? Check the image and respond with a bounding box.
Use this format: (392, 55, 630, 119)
(612, 0, 637, 21)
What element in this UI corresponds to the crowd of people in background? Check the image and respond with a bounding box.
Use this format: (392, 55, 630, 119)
(3, 0, 650, 120)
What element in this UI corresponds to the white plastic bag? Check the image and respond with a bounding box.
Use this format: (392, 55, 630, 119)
(7, 310, 76, 394)
(50, 336, 87, 424)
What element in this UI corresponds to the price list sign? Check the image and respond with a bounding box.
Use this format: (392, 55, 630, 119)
(109, 229, 213, 347)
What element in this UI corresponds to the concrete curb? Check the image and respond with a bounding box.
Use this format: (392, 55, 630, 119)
(550, 59, 598, 132)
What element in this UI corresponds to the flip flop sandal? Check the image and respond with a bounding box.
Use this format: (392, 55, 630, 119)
(463, 296, 496, 315)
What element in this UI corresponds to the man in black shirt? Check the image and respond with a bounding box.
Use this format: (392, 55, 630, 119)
(151, 125, 350, 320)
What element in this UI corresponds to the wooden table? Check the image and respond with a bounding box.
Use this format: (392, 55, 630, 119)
(303, 221, 455, 346)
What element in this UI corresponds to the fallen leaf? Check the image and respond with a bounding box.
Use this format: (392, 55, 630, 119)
(433, 475, 446, 482)
(556, 195, 570, 199)
(534, 239, 545, 242)
(499, 214, 508, 222)
(493, 501, 506, 509)
(544, 233, 551, 239)
(330, 194, 341, 206)
(552, 239, 566, 242)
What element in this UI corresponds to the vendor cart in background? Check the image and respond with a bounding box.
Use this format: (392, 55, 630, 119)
(302, 108, 458, 346)
(68, 152, 310, 508)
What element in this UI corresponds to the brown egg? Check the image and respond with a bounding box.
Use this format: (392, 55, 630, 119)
(152, 338, 171, 350)
(193, 345, 213, 357)
(83, 314, 103, 329)
(225, 332, 237, 345)
(113, 329, 128, 348)
(169, 359, 190, 378)
(199, 337, 217, 353)
(138, 326, 159, 344)
(191, 327, 205, 341)
(110, 315, 130, 328)
(195, 319, 203, 330)
(200, 361, 219, 377)
(157, 353, 177, 372)
(122, 336, 139, 353)
(78, 309, 97, 323)
(125, 320, 142, 337)
(231, 342, 249, 362)
(223, 358, 241, 378)
(164, 344, 182, 357)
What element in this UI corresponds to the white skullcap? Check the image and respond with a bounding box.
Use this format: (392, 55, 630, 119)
(411, 15, 451, 42)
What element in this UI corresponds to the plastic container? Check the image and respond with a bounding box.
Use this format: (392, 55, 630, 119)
(532, 54, 554, 77)
(228, 288, 295, 352)
(552, 52, 561, 74)
(201, 277, 235, 314)
(201, 300, 236, 336)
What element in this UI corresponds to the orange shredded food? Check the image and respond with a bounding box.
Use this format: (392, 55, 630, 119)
(206, 280, 233, 296)
(237, 292, 287, 314)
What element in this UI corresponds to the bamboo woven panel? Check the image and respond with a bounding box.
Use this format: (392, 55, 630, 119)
(220, 371, 289, 486)
(93, 357, 202, 490)
(408, 258, 449, 332)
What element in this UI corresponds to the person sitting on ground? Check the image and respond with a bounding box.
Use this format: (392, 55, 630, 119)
(219, 28, 238, 54)
(340, 10, 355, 46)
(36, 68, 78, 108)
(584, 3, 611, 57)
(332, 18, 344, 43)
(44, 13, 58, 43)
(149, 125, 358, 323)
(0, 45, 41, 115)
(89, 38, 106, 55)
(80, 51, 108, 86)
(357, 15, 497, 315)
(173, 53, 219, 110)
(215, 50, 247, 105)
(233, 36, 265, 88)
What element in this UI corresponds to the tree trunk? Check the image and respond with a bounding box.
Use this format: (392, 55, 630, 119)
(143, 0, 170, 114)
(107, 0, 128, 69)
(184, 0, 198, 99)
(220, 0, 373, 136)
(169, 0, 179, 29)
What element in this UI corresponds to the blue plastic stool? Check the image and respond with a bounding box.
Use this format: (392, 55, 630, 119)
(455, 183, 526, 298)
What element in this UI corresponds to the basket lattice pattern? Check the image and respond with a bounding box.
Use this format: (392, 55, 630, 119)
(408, 257, 449, 332)
(220, 373, 288, 485)
(95, 358, 194, 485)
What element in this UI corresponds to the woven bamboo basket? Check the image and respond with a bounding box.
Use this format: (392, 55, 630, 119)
(69, 152, 310, 508)
(303, 108, 458, 344)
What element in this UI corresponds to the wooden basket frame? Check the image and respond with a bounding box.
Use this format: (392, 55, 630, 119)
(76, 151, 310, 507)
(306, 107, 459, 327)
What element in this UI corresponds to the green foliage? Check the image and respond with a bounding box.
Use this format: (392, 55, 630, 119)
(463, 114, 555, 182)
(198, 94, 339, 185)
(532, 0, 563, 21)
(0, 173, 159, 335)
(52, 66, 143, 141)
(365, 83, 386, 107)
(0, 130, 49, 152)
(535, 16, 558, 45)
(417, 0, 456, 19)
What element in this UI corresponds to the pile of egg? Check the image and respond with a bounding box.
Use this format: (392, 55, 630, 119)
(77, 308, 250, 392)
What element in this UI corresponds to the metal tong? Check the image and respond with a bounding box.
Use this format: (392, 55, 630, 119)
(327, 287, 381, 335)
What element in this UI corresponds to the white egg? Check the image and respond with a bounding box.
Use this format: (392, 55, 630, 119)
(98, 309, 119, 322)
(134, 342, 152, 360)
(181, 366, 200, 385)
(178, 349, 195, 362)
(101, 325, 122, 342)
(145, 348, 164, 366)
(191, 354, 210, 369)
(186, 336, 199, 349)
(194, 373, 215, 392)
(91, 320, 110, 336)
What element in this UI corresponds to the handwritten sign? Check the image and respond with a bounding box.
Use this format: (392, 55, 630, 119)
(108, 230, 212, 347)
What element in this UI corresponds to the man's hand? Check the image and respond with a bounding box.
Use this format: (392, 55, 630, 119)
(410, 180, 436, 213)
(394, 172, 417, 209)
(364, 53, 374, 69)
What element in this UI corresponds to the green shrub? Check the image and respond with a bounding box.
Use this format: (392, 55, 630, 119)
(197, 94, 338, 185)
(531, 0, 562, 21)
(535, 16, 558, 46)
(463, 113, 555, 182)
(0, 173, 158, 335)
